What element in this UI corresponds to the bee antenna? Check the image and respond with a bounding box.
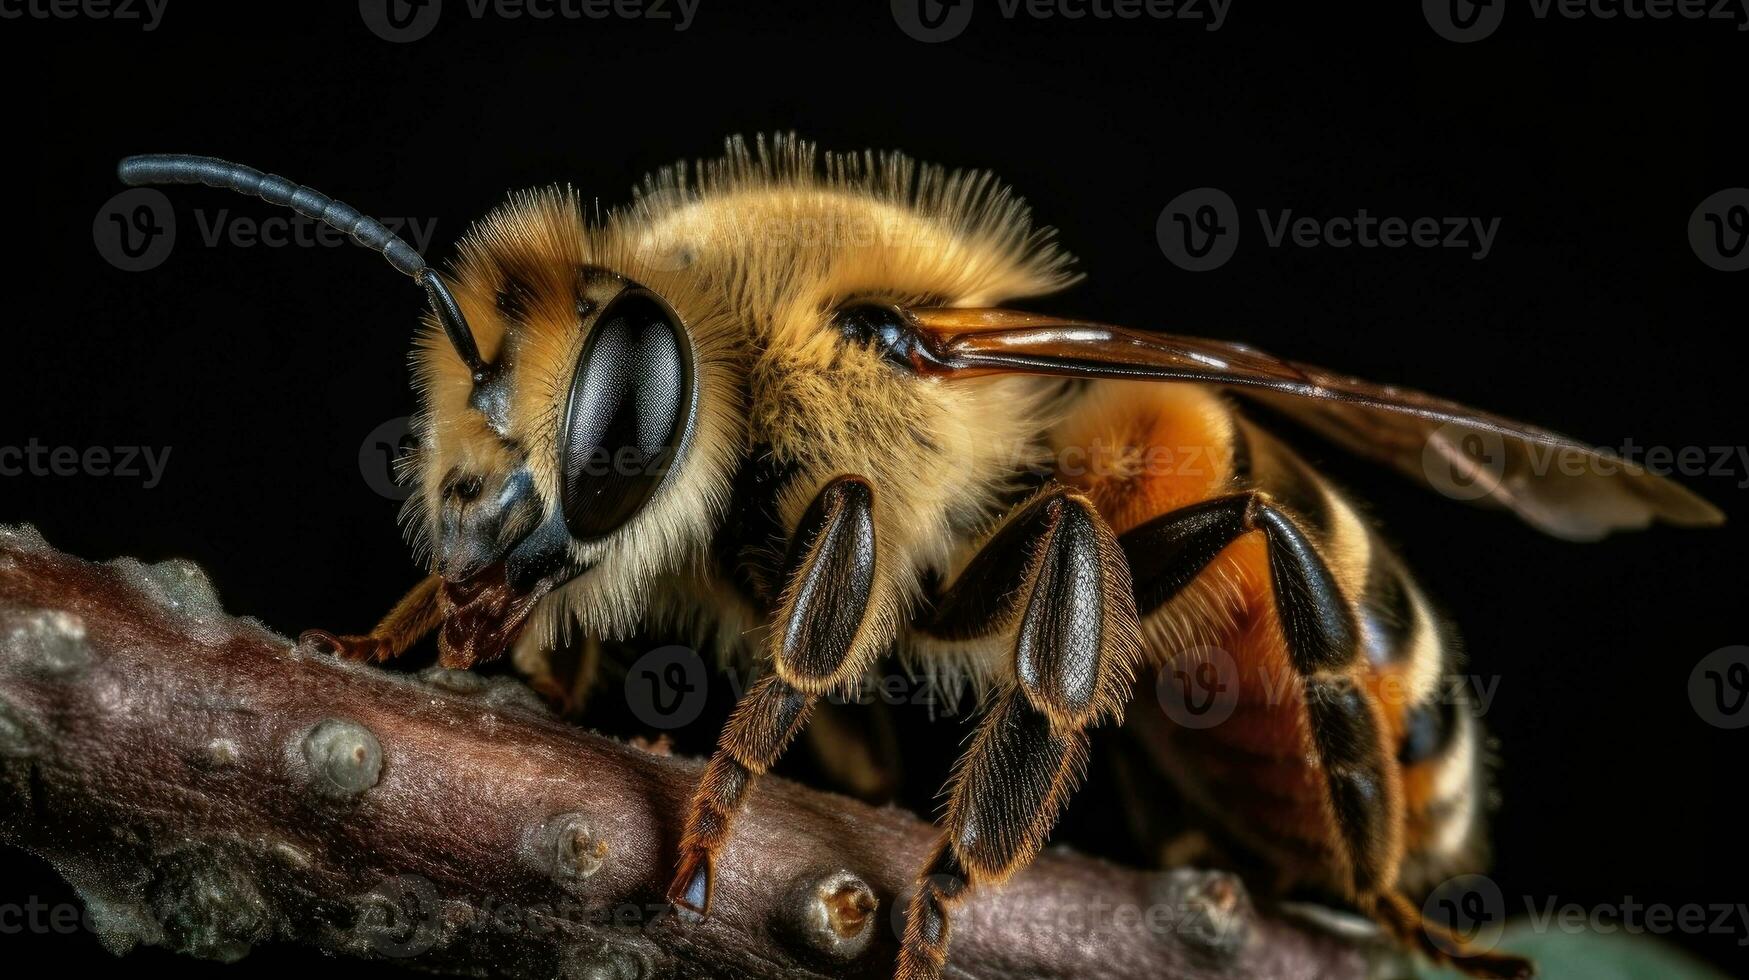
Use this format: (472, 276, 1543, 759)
(116, 153, 490, 380)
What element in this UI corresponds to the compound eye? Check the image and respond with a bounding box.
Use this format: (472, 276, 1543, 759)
(556, 289, 694, 542)
(833, 304, 922, 370)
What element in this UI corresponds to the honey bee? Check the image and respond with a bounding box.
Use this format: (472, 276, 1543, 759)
(118, 137, 1720, 979)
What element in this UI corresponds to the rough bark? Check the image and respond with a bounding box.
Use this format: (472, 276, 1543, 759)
(0, 524, 1368, 978)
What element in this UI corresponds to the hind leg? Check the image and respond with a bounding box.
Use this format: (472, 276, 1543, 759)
(1121, 492, 1532, 978)
(1377, 893, 1534, 979)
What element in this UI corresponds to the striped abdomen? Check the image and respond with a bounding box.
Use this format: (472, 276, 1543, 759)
(1050, 380, 1486, 904)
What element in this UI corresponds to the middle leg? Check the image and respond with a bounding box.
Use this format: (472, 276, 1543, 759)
(668, 474, 884, 914)
(898, 486, 1143, 980)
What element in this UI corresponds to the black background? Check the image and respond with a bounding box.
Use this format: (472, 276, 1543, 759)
(2, 1, 1745, 976)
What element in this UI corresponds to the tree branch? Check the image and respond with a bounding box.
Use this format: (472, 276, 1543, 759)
(0, 526, 1367, 979)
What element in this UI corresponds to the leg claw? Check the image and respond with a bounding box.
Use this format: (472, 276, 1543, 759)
(299, 629, 388, 663)
(668, 848, 714, 917)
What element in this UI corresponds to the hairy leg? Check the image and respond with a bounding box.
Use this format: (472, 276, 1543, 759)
(669, 475, 883, 914)
(899, 487, 1142, 979)
(300, 575, 443, 663)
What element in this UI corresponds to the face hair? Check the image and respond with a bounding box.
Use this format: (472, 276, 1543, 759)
(116, 153, 489, 379)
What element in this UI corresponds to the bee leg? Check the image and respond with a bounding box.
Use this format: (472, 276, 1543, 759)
(900, 488, 1141, 980)
(300, 575, 443, 663)
(1377, 893, 1537, 979)
(806, 696, 904, 801)
(1124, 492, 1398, 879)
(1126, 494, 1509, 969)
(511, 632, 602, 718)
(669, 475, 880, 916)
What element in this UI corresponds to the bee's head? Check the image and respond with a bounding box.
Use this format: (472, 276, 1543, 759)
(116, 157, 736, 666)
(421, 276, 692, 576)
(407, 191, 747, 665)
(413, 278, 694, 659)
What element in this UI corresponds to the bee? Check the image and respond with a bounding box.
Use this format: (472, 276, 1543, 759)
(117, 137, 1720, 979)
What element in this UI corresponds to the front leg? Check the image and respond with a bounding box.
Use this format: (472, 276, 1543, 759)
(900, 487, 1143, 980)
(668, 475, 884, 913)
(300, 575, 443, 663)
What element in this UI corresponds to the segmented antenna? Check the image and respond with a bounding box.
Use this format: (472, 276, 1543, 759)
(117, 154, 489, 379)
